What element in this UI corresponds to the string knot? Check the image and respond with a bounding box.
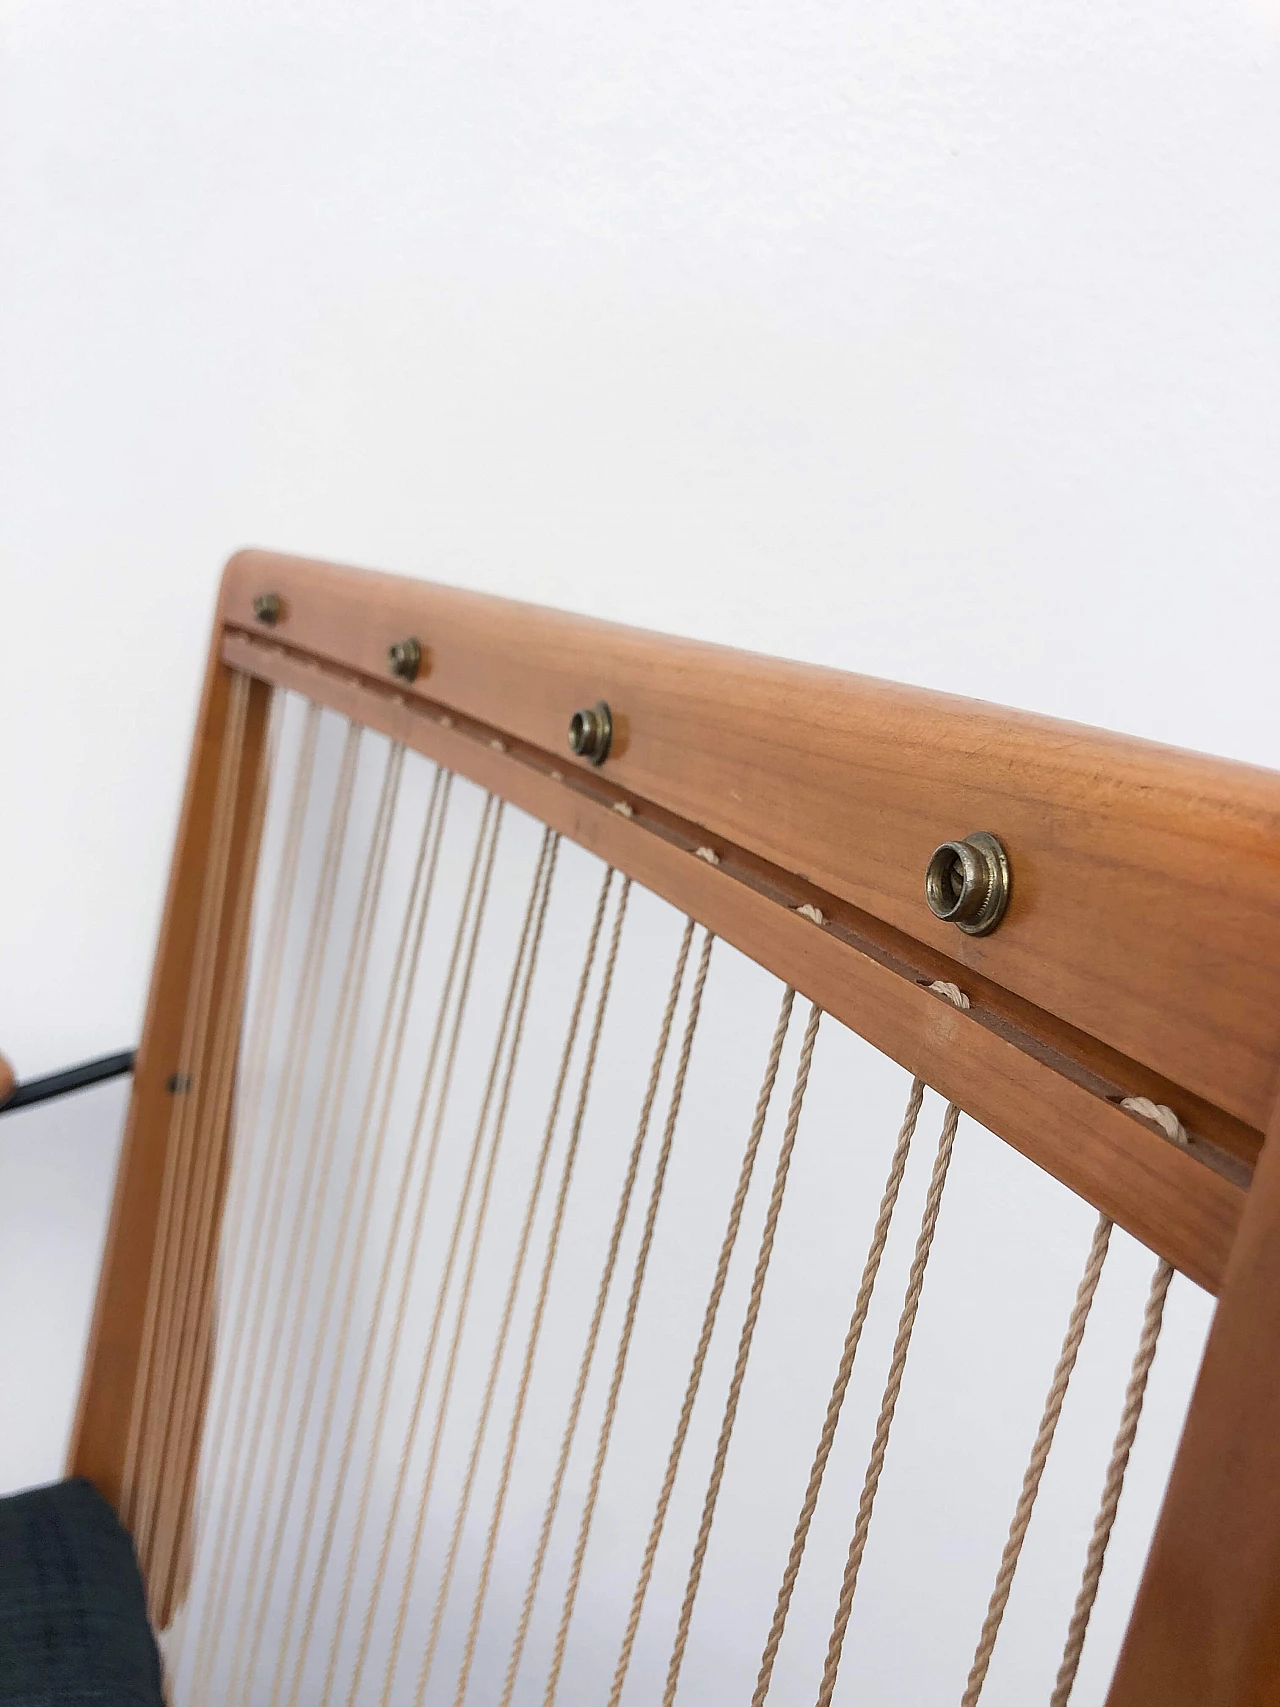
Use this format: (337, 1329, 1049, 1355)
(928, 981, 970, 1011)
(1119, 1097, 1189, 1148)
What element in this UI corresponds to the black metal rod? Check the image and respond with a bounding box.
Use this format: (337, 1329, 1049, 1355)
(0, 1049, 137, 1115)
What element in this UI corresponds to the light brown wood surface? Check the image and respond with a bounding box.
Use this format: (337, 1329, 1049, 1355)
(220, 550, 1280, 1153)
(222, 627, 1243, 1293)
(0, 1053, 13, 1106)
(67, 650, 272, 1541)
(1105, 1096, 1280, 1707)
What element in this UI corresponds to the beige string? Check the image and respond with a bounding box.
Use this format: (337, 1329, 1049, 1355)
(286, 765, 451, 1707)
(185, 720, 362, 1706)
(543, 930, 717, 1707)
(123, 672, 251, 1548)
(336, 793, 516, 1707)
(450, 870, 625, 1707)
(814, 1091, 965, 1707)
(1049, 1100, 1187, 1707)
(276, 769, 465, 1707)
(242, 778, 491, 1707)
(663, 1000, 823, 1707)
(608, 983, 797, 1707)
(961, 1212, 1113, 1705)
(751, 1073, 929, 1707)
(499, 912, 695, 1707)
(167, 698, 318, 1693)
(147, 684, 281, 1612)
(407, 835, 565, 1707)
(223, 740, 407, 1707)
(374, 818, 563, 1706)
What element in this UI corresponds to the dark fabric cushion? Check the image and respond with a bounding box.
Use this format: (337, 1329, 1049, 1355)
(0, 1478, 163, 1705)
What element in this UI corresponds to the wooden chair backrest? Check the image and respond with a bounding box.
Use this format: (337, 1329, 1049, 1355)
(70, 549, 1280, 1706)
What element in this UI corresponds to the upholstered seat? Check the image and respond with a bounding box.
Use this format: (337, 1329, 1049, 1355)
(0, 1479, 162, 1706)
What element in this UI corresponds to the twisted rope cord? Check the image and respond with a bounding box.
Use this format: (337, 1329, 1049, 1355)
(751, 1074, 928, 1707)
(253, 792, 501, 1707)
(1049, 1098, 1187, 1707)
(450, 871, 623, 1707)
(147, 683, 281, 1613)
(124, 672, 251, 1546)
(499, 913, 694, 1707)
(370, 814, 570, 1707)
(286, 766, 451, 1707)
(663, 1000, 823, 1707)
(167, 698, 318, 1692)
(542, 930, 717, 1707)
(224, 741, 407, 1707)
(815, 1092, 964, 1707)
(960, 1211, 1113, 1705)
(608, 983, 797, 1707)
(334, 790, 517, 1707)
(277, 774, 470, 1707)
(186, 720, 362, 1707)
(390, 833, 561, 1707)
(401, 846, 575, 1706)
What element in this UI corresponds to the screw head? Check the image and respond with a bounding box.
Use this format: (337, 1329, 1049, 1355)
(567, 700, 613, 765)
(924, 832, 1011, 936)
(252, 591, 282, 625)
(388, 637, 422, 682)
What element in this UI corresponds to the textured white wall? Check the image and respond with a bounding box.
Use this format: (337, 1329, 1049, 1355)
(0, 2, 1277, 1702)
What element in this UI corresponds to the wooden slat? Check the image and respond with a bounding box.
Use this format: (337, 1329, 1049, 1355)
(67, 654, 272, 1524)
(219, 549, 1280, 1143)
(1106, 1099, 1280, 1707)
(222, 628, 1242, 1294)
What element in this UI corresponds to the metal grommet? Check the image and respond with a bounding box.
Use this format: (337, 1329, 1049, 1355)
(567, 700, 613, 765)
(388, 637, 422, 682)
(924, 832, 1011, 936)
(252, 591, 282, 625)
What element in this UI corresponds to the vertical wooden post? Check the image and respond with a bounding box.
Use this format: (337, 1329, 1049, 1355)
(67, 623, 272, 1547)
(1105, 1096, 1280, 1706)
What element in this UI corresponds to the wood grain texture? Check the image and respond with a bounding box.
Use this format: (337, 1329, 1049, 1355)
(67, 654, 272, 1529)
(1105, 1098, 1280, 1707)
(222, 628, 1242, 1294)
(220, 549, 1280, 1144)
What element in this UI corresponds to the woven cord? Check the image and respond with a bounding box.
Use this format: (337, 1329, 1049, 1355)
(399, 837, 575, 1706)
(541, 930, 717, 1707)
(498, 912, 694, 1707)
(257, 789, 499, 1707)
(277, 771, 467, 1707)
(814, 1095, 964, 1707)
(1049, 1256, 1175, 1706)
(752, 1074, 928, 1707)
(186, 719, 362, 1707)
(334, 790, 517, 1707)
(450, 870, 623, 1707)
(391, 831, 561, 1707)
(166, 699, 317, 1691)
(960, 1211, 1114, 1705)
(289, 766, 451, 1707)
(225, 740, 407, 1707)
(662, 1000, 823, 1707)
(608, 983, 797, 1707)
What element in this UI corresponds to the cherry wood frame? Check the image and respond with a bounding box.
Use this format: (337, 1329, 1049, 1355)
(70, 548, 1280, 1702)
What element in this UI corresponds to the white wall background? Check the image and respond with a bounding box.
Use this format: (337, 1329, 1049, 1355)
(1, 2, 1277, 1702)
